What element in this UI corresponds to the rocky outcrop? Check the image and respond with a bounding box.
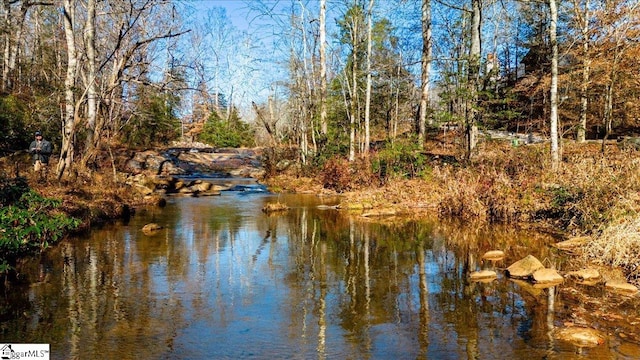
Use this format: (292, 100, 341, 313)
(124, 147, 264, 178)
(126, 174, 226, 197)
(125, 150, 184, 175)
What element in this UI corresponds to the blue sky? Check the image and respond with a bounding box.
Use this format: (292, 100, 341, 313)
(192, 0, 253, 31)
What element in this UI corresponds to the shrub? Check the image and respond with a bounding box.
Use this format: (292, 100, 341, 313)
(321, 157, 352, 192)
(0, 176, 29, 207)
(372, 138, 429, 182)
(0, 95, 30, 155)
(0, 178, 79, 272)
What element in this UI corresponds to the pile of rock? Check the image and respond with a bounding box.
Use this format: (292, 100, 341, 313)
(125, 174, 226, 197)
(467, 250, 638, 350)
(123, 148, 265, 179)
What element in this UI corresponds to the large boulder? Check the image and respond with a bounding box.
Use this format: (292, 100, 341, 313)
(506, 255, 544, 279)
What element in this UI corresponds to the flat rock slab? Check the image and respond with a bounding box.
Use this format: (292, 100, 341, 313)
(605, 281, 639, 295)
(532, 268, 564, 284)
(482, 250, 505, 260)
(555, 327, 605, 347)
(506, 255, 544, 279)
(553, 236, 590, 251)
(469, 270, 497, 281)
(566, 269, 601, 282)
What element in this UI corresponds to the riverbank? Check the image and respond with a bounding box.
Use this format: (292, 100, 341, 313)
(264, 140, 640, 286)
(0, 146, 269, 274)
(4, 140, 640, 287)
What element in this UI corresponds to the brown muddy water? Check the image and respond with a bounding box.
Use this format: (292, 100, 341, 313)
(1, 185, 639, 359)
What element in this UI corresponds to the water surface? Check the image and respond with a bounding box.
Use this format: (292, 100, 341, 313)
(1, 190, 638, 359)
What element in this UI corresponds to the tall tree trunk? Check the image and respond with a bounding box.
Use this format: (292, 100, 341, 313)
(7, 2, 28, 91)
(2, 1, 29, 91)
(363, 0, 374, 156)
(1, 0, 11, 91)
(349, 20, 358, 162)
(419, 0, 432, 148)
(577, 0, 589, 142)
(550, 0, 560, 169)
(319, 0, 328, 136)
(226, 85, 234, 122)
(84, 0, 98, 156)
(57, 0, 78, 180)
(465, 0, 481, 158)
(393, 59, 401, 142)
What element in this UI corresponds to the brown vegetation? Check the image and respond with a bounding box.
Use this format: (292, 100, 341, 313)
(265, 140, 640, 283)
(0, 152, 151, 233)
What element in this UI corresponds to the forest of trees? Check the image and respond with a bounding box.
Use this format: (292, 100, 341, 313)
(0, 0, 638, 178)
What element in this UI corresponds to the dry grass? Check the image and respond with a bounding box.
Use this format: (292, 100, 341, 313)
(581, 216, 640, 284)
(267, 141, 640, 234)
(261, 140, 640, 282)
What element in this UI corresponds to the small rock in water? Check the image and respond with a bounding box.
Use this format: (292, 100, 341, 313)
(532, 268, 564, 284)
(506, 255, 544, 279)
(482, 250, 505, 260)
(142, 223, 163, 234)
(469, 270, 497, 282)
(554, 327, 605, 347)
(605, 281, 639, 295)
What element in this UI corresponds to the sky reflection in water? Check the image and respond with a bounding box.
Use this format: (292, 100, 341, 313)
(0, 192, 635, 359)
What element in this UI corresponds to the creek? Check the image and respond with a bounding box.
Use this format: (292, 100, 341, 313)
(1, 178, 639, 359)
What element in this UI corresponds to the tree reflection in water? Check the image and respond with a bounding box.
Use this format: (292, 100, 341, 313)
(0, 194, 628, 359)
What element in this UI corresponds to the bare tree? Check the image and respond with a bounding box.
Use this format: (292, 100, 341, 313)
(574, 0, 590, 142)
(465, 0, 481, 158)
(550, 0, 559, 169)
(57, 0, 78, 179)
(83, 0, 97, 155)
(319, 0, 328, 136)
(1, 0, 42, 91)
(363, 0, 374, 156)
(418, 0, 432, 148)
